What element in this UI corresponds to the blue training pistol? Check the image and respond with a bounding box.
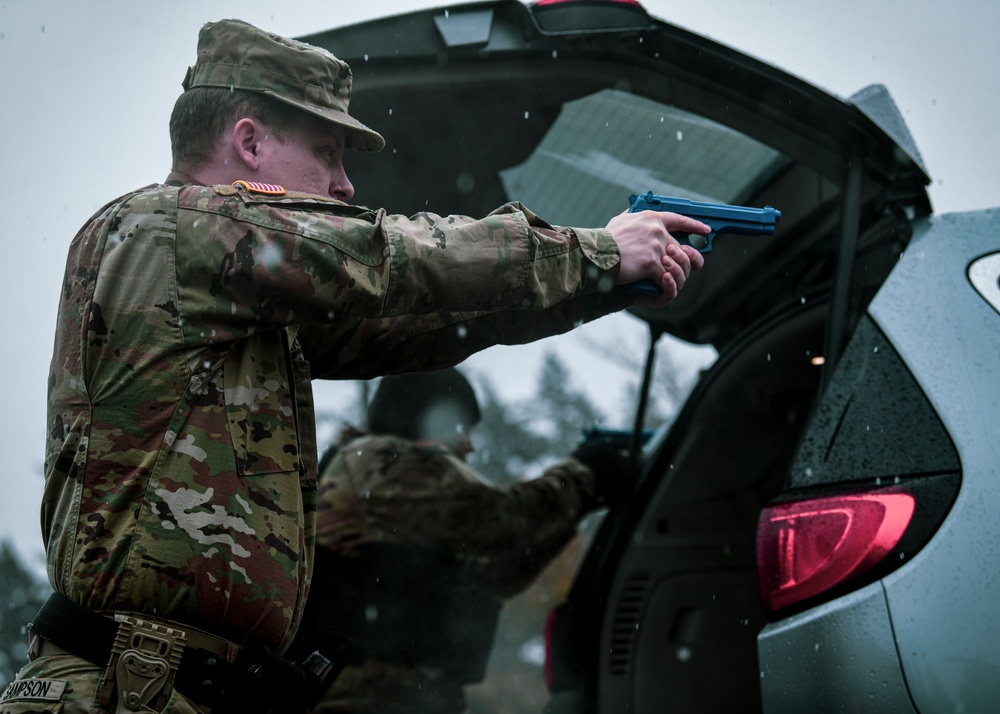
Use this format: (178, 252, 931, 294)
(622, 192, 781, 297)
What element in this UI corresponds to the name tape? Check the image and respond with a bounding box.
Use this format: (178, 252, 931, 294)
(1, 678, 67, 703)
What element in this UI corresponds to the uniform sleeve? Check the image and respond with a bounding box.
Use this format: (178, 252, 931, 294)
(172, 187, 622, 347)
(297, 290, 632, 379)
(317, 436, 601, 598)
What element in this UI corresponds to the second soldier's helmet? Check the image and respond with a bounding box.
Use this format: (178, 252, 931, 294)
(367, 368, 481, 447)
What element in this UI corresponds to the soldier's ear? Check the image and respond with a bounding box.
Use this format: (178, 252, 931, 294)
(232, 118, 263, 171)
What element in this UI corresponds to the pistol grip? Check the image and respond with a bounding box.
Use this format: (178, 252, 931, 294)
(619, 279, 663, 298)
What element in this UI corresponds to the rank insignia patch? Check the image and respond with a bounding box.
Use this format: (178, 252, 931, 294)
(232, 180, 287, 196)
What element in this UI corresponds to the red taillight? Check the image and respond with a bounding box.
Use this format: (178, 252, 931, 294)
(757, 492, 915, 612)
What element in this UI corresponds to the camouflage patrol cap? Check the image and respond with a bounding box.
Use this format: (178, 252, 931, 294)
(182, 18, 384, 152)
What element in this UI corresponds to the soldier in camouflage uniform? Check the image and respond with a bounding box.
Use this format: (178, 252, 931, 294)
(291, 368, 630, 713)
(3, 16, 707, 714)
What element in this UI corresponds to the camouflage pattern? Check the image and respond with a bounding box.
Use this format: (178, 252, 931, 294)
(41, 177, 622, 660)
(312, 425, 601, 711)
(296, 289, 631, 380)
(182, 19, 384, 151)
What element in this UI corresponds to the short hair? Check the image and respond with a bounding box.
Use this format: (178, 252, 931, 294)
(367, 368, 482, 442)
(168, 87, 304, 173)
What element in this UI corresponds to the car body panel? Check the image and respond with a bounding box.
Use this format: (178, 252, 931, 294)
(758, 583, 917, 712)
(874, 211, 1000, 712)
(758, 208, 1000, 711)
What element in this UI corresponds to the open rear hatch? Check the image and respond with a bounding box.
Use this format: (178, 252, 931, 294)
(302, 0, 929, 355)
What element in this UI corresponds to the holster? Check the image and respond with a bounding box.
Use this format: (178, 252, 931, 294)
(97, 615, 186, 713)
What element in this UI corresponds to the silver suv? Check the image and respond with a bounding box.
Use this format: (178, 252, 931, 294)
(307, 1, 1000, 711)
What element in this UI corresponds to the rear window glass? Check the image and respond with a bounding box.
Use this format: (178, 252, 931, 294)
(500, 89, 790, 227)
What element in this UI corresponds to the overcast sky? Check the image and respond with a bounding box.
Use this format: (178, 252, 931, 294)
(2, 0, 997, 571)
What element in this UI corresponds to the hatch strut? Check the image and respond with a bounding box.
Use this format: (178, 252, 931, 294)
(629, 323, 663, 477)
(822, 156, 864, 390)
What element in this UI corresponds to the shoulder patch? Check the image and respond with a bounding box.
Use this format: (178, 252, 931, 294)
(232, 180, 286, 196)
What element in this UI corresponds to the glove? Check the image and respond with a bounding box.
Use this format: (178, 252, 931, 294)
(570, 441, 632, 509)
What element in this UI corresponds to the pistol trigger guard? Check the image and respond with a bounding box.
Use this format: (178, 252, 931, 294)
(697, 232, 716, 253)
(675, 231, 713, 253)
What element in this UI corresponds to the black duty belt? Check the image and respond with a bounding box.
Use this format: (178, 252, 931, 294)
(29, 592, 352, 714)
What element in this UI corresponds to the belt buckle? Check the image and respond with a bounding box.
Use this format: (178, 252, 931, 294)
(99, 615, 186, 713)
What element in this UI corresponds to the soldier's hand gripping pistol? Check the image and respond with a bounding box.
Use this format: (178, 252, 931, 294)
(621, 193, 781, 298)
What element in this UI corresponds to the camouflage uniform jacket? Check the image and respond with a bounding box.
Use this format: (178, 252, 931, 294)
(316, 427, 601, 591)
(43, 177, 624, 653)
(311, 426, 602, 711)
